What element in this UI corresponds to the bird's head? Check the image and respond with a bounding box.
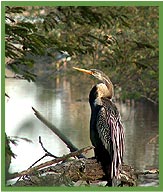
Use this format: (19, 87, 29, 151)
(73, 67, 114, 98)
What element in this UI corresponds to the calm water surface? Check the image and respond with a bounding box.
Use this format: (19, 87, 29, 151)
(5, 75, 159, 186)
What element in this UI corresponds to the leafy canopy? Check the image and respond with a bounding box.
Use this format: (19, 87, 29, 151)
(5, 6, 158, 103)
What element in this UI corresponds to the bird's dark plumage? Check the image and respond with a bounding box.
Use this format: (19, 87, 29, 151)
(90, 89, 124, 182)
(73, 67, 125, 186)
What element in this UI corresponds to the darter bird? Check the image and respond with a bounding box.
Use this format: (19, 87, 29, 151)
(73, 67, 125, 186)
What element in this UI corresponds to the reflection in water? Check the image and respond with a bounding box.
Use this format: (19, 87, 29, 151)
(5, 76, 159, 185)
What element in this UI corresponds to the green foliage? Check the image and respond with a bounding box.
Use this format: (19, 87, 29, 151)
(5, 6, 49, 81)
(42, 7, 131, 55)
(5, 6, 158, 102)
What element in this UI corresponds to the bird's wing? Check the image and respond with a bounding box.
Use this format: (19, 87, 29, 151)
(96, 104, 125, 178)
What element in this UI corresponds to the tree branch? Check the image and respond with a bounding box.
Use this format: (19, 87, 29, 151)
(8, 146, 93, 180)
(32, 107, 85, 158)
(39, 136, 58, 158)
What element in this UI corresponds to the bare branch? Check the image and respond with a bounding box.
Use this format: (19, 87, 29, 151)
(39, 136, 58, 158)
(8, 146, 94, 180)
(32, 107, 85, 158)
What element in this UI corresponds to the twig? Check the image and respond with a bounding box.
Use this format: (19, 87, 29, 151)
(32, 107, 85, 158)
(9, 154, 49, 181)
(39, 136, 58, 158)
(17, 136, 58, 181)
(5, 93, 10, 99)
(8, 146, 94, 180)
(29, 154, 48, 169)
(17, 136, 60, 181)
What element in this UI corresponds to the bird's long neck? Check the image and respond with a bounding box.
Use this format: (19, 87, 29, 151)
(103, 78, 114, 99)
(89, 82, 114, 109)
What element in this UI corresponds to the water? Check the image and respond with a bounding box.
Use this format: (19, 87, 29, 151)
(5, 76, 159, 186)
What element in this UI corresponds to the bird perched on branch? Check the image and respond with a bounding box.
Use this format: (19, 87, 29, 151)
(73, 67, 125, 186)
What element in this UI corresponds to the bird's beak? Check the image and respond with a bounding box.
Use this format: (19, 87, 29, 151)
(73, 67, 93, 75)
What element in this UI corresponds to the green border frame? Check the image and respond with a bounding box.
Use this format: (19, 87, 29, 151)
(1, 1, 162, 191)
